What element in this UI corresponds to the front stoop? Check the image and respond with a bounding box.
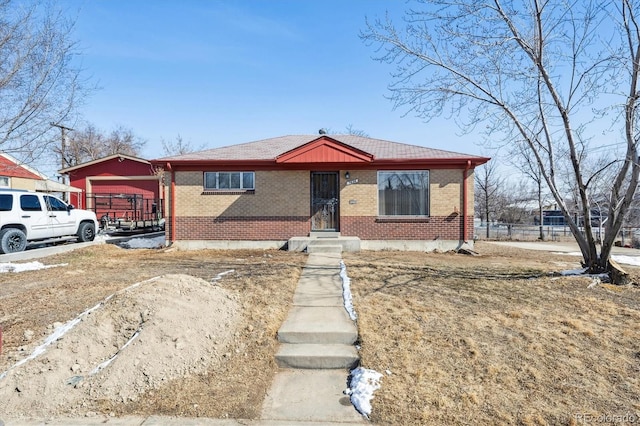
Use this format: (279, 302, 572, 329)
(288, 236, 361, 252)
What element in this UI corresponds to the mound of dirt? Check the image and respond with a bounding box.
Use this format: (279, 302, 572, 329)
(0, 274, 240, 418)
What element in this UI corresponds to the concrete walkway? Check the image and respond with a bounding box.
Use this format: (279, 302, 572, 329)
(261, 252, 364, 423)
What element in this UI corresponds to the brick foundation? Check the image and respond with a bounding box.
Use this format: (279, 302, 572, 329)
(340, 215, 474, 241)
(174, 216, 310, 240)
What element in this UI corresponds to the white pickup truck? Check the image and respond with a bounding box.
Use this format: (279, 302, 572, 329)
(0, 189, 99, 254)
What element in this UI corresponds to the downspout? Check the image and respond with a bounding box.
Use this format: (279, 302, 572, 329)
(166, 162, 176, 244)
(463, 160, 472, 243)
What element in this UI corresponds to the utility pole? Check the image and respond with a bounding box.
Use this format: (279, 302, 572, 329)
(50, 122, 74, 200)
(50, 122, 73, 170)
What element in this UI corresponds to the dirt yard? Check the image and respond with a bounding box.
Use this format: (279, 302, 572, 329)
(0, 244, 307, 420)
(1, 241, 639, 424)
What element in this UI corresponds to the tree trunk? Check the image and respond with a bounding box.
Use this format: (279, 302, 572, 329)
(485, 209, 490, 239)
(537, 186, 544, 241)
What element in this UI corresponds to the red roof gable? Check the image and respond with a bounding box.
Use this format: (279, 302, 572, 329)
(59, 154, 150, 174)
(276, 137, 374, 164)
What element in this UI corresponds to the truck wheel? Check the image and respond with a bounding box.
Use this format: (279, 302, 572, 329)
(77, 222, 96, 242)
(0, 228, 27, 254)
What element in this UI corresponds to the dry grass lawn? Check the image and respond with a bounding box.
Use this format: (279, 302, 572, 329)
(343, 242, 640, 425)
(2, 241, 639, 424)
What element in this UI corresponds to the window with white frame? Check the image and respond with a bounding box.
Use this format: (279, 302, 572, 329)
(204, 172, 255, 190)
(0, 176, 9, 187)
(378, 171, 429, 216)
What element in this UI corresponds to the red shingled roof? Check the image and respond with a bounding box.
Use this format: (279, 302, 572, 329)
(0, 154, 43, 180)
(152, 135, 488, 165)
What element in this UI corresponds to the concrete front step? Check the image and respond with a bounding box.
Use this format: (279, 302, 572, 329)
(306, 244, 342, 254)
(276, 343, 359, 369)
(309, 231, 341, 238)
(288, 236, 361, 252)
(278, 306, 358, 345)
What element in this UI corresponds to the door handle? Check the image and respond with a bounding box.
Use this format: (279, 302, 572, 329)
(21, 215, 30, 218)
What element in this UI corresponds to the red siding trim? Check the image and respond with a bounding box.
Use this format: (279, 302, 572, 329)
(151, 159, 485, 172)
(276, 137, 374, 164)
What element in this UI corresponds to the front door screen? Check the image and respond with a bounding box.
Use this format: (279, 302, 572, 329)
(311, 172, 339, 231)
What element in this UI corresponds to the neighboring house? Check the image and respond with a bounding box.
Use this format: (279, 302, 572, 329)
(0, 152, 81, 195)
(59, 154, 163, 224)
(151, 135, 489, 251)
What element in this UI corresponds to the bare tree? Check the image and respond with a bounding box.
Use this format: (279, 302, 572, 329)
(511, 145, 549, 240)
(161, 134, 204, 156)
(362, 0, 640, 275)
(325, 126, 370, 137)
(475, 161, 504, 239)
(345, 124, 370, 137)
(56, 123, 146, 167)
(0, 1, 88, 164)
(497, 180, 535, 239)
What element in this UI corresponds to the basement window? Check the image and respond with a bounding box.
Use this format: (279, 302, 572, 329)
(204, 172, 255, 191)
(378, 171, 429, 217)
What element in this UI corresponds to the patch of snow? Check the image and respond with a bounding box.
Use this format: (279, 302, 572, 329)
(211, 270, 234, 283)
(90, 330, 140, 375)
(555, 251, 640, 267)
(120, 235, 166, 249)
(553, 251, 582, 256)
(611, 255, 640, 267)
(0, 261, 67, 273)
(93, 233, 109, 243)
(560, 267, 589, 276)
(340, 260, 357, 321)
(345, 367, 383, 419)
(588, 278, 601, 289)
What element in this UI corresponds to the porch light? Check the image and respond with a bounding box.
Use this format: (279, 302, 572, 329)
(345, 171, 350, 179)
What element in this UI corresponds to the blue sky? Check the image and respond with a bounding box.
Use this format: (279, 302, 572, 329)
(63, 0, 484, 161)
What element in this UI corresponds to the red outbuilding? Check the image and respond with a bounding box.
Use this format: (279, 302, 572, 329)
(59, 154, 164, 230)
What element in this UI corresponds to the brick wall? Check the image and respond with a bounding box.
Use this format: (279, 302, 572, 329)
(167, 167, 476, 242)
(430, 169, 463, 217)
(174, 170, 309, 217)
(341, 215, 473, 240)
(338, 168, 469, 218)
(175, 216, 310, 240)
(339, 170, 377, 216)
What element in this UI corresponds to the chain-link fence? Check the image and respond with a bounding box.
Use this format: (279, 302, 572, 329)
(474, 223, 640, 247)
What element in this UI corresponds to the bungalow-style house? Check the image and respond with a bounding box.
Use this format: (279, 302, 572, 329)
(0, 152, 81, 195)
(151, 134, 490, 251)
